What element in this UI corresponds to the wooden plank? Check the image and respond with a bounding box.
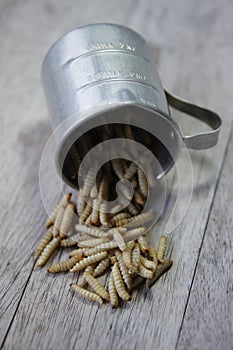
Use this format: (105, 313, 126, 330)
(1, 1, 233, 350)
(176, 124, 233, 350)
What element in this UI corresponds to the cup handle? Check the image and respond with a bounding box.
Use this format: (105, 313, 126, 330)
(164, 90, 222, 150)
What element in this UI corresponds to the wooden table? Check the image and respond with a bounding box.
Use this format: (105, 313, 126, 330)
(1, 1, 232, 349)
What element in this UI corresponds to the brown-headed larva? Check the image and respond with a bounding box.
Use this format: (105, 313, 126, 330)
(34, 227, 53, 260)
(137, 168, 148, 197)
(45, 193, 71, 227)
(48, 256, 80, 273)
(83, 241, 118, 256)
(83, 272, 110, 301)
(115, 250, 132, 289)
(36, 236, 60, 267)
(52, 206, 65, 237)
(91, 198, 100, 225)
(124, 227, 146, 243)
(111, 159, 125, 180)
(138, 263, 154, 279)
(79, 204, 92, 224)
(70, 251, 108, 272)
(112, 262, 131, 301)
(138, 235, 149, 253)
(109, 256, 117, 264)
(82, 165, 98, 197)
(124, 162, 138, 180)
(78, 237, 109, 248)
(157, 236, 167, 263)
(129, 243, 140, 274)
(147, 259, 173, 287)
(112, 229, 126, 251)
(127, 202, 140, 216)
(147, 247, 158, 269)
(133, 190, 145, 206)
(59, 203, 75, 238)
(125, 211, 154, 228)
(77, 189, 86, 217)
(140, 256, 157, 271)
(70, 283, 103, 305)
(108, 270, 118, 308)
(93, 257, 110, 277)
(122, 241, 135, 269)
(78, 265, 95, 288)
(75, 224, 108, 238)
(110, 212, 131, 226)
(99, 202, 108, 226)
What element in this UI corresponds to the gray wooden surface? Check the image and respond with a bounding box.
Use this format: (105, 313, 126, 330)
(0, 1, 232, 349)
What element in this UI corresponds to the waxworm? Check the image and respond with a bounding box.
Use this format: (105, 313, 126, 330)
(59, 203, 75, 238)
(129, 243, 140, 274)
(137, 168, 148, 197)
(112, 229, 126, 251)
(147, 247, 158, 269)
(70, 284, 103, 305)
(110, 256, 117, 264)
(99, 203, 108, 226)
(98, 176, 108, 201)
(83, 272, 110, 301)
(147, 259, 173, 287)
(70, 251, 108, 272)
(78, 237, 109, 248)
(140, 256, 157, 271)
(91, 198, 100, 225)
(85, 213, 93, 225)
(69, 248, 86, 258)
(77, 189, 86, 217)
(34, 227, 53, 260)
(138, 235, 149, 253)
(52, 206, 65, 237)
(79, 204, 92, 224)
(112, 262, 131, 301)
(78, 265, 95, 288)
(157, 236, 167, 263)
(90, 185, 98, 199)
(115, 250, 132, 289)
(106, 227, 127, 237)
(111, 159, 125, 180)
(108, 270, 118, 308)
(126, 211, 154, 228)
(124, 227, 146, 243)
(127, 202, 140, 216)
(48, 256, 80, 273)
(131, 175, 138, 189)
(36, 236, 60, 267)
(82, 165, 98, 197)
(45, 193, 71, 227)
(133, 190, 145, 206)
(124, 162, 138, 180)
(93, 257, 110, 277)
(115, 218, 132, 227)
(122, 241, 135, 269)
(83, 241, 118, 256)
(118, 181, 133, 201)
(110, 212, 131, 226)
(75, 224, 109, 238)
(138, 263, 154, 279)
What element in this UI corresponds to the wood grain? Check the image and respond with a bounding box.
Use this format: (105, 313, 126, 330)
(0, 0, 232, 349)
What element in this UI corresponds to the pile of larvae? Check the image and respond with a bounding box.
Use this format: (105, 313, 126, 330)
(34, 137, 173, 307)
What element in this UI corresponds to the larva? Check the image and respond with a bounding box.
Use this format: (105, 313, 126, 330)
(157, 236, 167, 263)
(108, 270, 118, 308)
(85, 213, 93, 225)
(124, 227, 147, 243)
(133, 190, 145, 206)
(34, 227, 53, 260)
(140, 256, 157, 271)
(144, 161, 156, 188)
(115, 217, 132, 227)
(83, 272, 110, 301)
(77, 189, 86, 217)
(36, 236, 60, 267)
(98, 175, 108, 201)
(147, 247, 158, 269)
(126, 211, 154, 228)
(147, 259, 173, 287)
(124, 162, 138, 180)
(70, 251, 108, 272)
(131, 175, 138, 189)
(78, 237, 109, 248)
(83, 241, 118, 256)
(129, 243, 140, 274)
(112, 262, 131, 301)
(59, 203, 75, 238)
(79, 204, 92, 224)
(111, 159, 125, 180)
(48, 256, 80, 273)
(99, 202, 108, 226)
(91, 198, 100, 225)
(138, 235, 149, 253)
(82, 165, 98, 197)
(75, 224, 108, 238)
(122, 241, 135, 269)
(52, 206, 65, 237)
(115, 250, 132, 289)
(45, 193, 71, 227)
(78, 265, 95, 288)
(127, 202, 140, 216)
(93, 257, 110, 277)
(108, 204, 123, 216)
(138, 263, 154, 279)
(69, 248, 86, 258)
(137, 168, 148, 197)
(109, 256, 117, 264)
(90, 185, 98, 199)
(70, 283, 103, 305)
(112, 229, 126, 251)
(110, 212, 131, 226)
(118, 181, 133, 201)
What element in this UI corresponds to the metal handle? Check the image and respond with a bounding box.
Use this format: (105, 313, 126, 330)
(165, 90, 222, 150)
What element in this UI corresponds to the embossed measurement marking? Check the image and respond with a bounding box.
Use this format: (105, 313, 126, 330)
(87, 42, 136, 52)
